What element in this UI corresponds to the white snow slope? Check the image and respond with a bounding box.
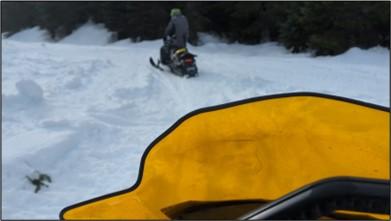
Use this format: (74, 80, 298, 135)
(2, 24, 390, 219)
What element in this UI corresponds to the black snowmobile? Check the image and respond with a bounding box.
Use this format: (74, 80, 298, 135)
(150, 37, 198, 78)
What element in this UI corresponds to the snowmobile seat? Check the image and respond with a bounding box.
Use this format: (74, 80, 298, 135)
(60, 93, 389, 220)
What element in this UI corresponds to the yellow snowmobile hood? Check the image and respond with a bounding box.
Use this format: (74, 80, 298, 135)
(60, 92, 389, 220)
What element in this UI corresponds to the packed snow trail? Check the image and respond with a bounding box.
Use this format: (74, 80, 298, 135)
(2, 25, 390, 219)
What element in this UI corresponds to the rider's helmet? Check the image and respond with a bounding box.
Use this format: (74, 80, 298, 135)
(170, 8, 182, 17)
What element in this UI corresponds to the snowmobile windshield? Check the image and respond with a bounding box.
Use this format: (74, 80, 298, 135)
(60, 93, 389, 220)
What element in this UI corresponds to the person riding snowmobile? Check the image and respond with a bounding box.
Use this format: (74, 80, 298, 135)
(164, 8, 189, 49)
(161, 8, 189, 65)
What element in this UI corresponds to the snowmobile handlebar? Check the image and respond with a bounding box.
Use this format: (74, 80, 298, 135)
(163, 35, 175, 46)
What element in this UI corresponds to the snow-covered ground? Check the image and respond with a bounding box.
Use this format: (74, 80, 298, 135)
(2, 24, 389, 219)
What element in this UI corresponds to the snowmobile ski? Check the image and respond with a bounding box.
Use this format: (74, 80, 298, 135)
(149, 57, 164, 71)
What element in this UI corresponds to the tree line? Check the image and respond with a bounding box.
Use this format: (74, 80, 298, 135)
(2, 1, 389, 55)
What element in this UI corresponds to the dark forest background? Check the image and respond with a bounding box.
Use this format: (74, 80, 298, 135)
(2, 1, 390, 55)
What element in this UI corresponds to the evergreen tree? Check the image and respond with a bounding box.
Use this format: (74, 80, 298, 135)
(1, 1, 389, 55)
(2, 2, 38, 34)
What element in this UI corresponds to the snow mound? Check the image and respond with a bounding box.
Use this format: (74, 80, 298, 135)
(197, 32, 228, 45)
(3, 80, 45, 110)
(16, 80, 44, 102)
(7, 27, 51, 43)
(60, 22, 114, 46)
(325, 47, 390, 66)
